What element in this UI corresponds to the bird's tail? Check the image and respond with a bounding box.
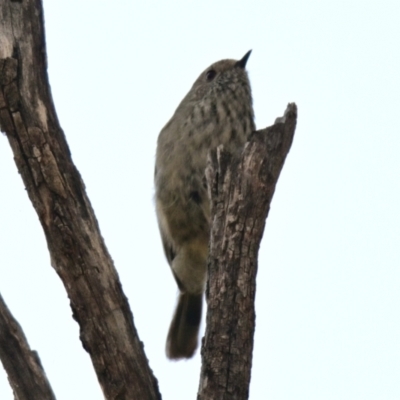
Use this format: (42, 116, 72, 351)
(166, 292, 203, 359)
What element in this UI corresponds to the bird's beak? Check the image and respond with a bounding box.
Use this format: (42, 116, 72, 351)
(235, 50, 252, 69)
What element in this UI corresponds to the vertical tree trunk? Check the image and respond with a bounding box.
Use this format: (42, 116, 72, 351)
(198, 105, 297, 400)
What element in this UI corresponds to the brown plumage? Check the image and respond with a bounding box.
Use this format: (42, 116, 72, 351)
(155, 51, 255, 359)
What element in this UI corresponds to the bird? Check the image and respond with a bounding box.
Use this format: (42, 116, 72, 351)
(155, 51, 255, 359)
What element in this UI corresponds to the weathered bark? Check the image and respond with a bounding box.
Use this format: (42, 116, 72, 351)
(198, 104, 297, 400)
(0, 1, 161, 399)
(0, 293, 56, 400)
(1, 0, 297, 398)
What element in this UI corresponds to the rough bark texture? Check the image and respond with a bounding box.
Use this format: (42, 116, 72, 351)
(0, 0, 297, 398)
(0, 293, 56, 400)
(198, 104, 297, 400)
(0, 1, 161, 399)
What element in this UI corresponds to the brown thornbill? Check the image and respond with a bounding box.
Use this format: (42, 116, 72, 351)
(155, 51, 255, 359)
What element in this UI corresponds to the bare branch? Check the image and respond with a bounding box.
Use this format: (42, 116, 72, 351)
(0, 1, 161, 398)
(0, 293, 56, 400)
(198, 104, 297, 400)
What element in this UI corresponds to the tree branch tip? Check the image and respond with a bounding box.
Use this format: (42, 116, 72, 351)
(274, 102, 297, 124)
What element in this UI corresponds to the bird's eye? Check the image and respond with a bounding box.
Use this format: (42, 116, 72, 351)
(206, 69, 216, 81)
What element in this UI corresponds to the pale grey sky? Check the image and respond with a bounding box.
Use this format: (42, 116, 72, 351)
(1, 1, 400, 399)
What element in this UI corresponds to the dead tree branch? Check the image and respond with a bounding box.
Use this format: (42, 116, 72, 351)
(198, 104, 297, 400)
(0, 1, 161, 398)
(0, 293, 56, 400)
(0, 1, 297, 398)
